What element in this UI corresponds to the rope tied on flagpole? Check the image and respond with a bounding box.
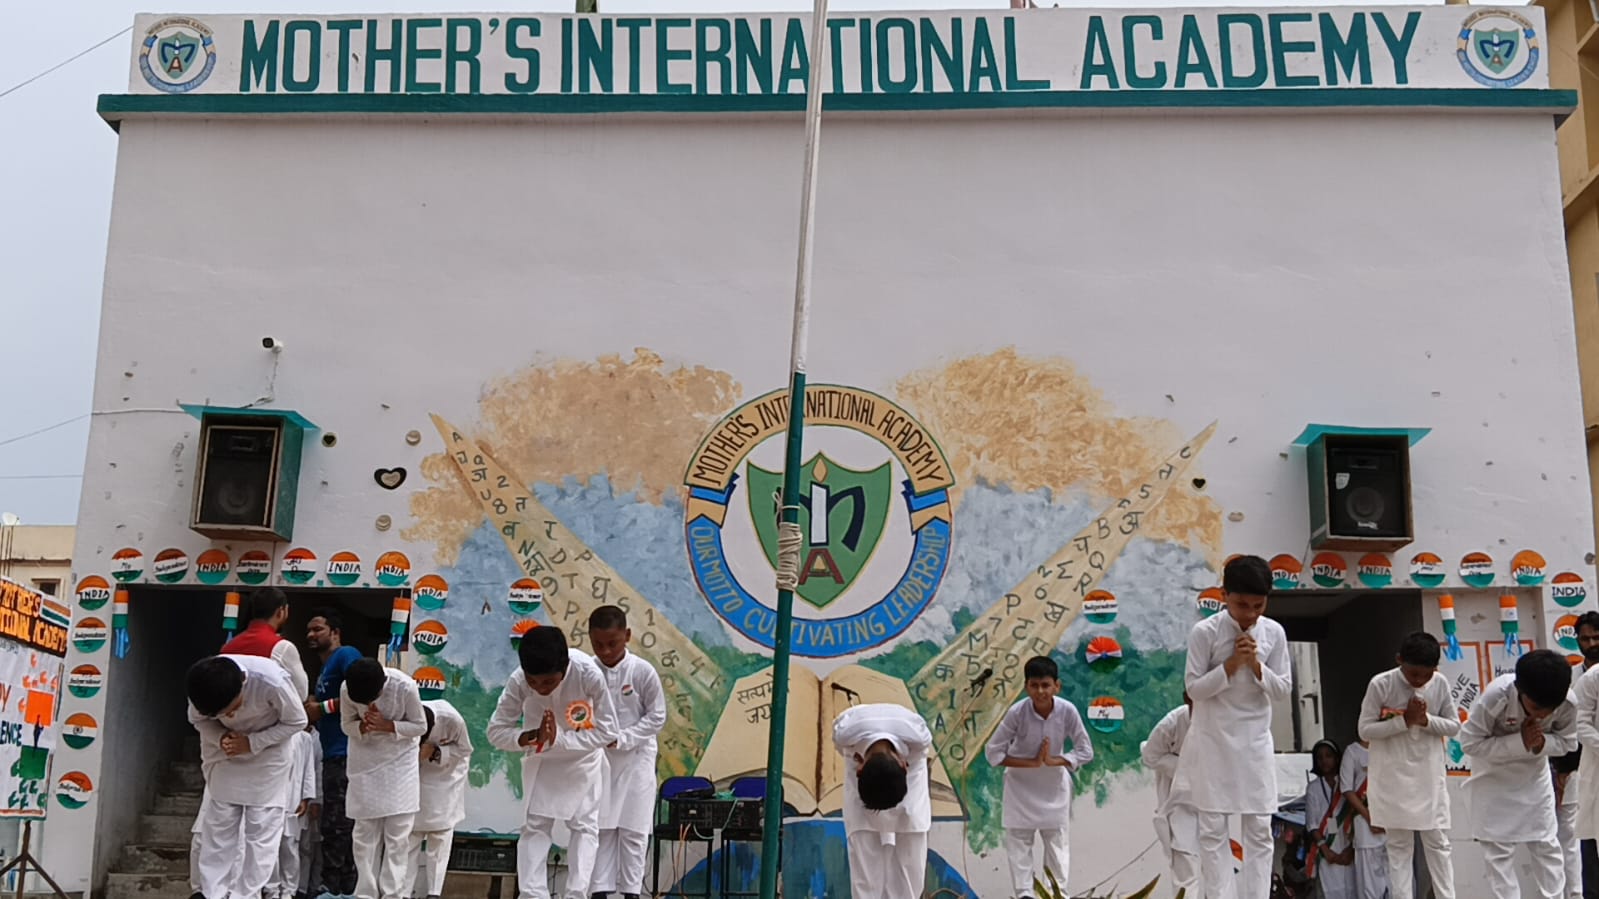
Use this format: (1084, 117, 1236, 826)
(775, 515, 804, 591)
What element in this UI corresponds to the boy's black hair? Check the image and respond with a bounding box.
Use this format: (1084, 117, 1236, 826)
(1023, 656, 1059, 681)
(423, 705, 436, 741)
(1222, 555, 1272, 596)
(518, 626, 570, 676)
(1398, 632, 1442, 667)
(589, 605, 628, 632)
(310, 607, 343, 635)
(345, 658, 387, 704)
(246, 587, 289, 623)
(188, 656, 244, 717)
(1578, 612, 1599, 635)
(1516, 649, 1574, 710)
(857, 753, 908, 811)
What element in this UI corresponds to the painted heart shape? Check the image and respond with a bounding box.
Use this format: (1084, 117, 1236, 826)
(374, 468, 407, 490)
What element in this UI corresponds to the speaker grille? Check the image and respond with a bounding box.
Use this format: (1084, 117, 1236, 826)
(197, 425, 278, 528)
(1327, 445, 1407, 538)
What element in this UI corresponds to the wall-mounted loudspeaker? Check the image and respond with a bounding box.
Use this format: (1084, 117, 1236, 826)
(190, 413, 304, 541)
(1307, 433, 1414, 551)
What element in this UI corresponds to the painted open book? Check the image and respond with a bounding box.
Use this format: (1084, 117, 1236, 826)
(694, 663, 965, 818)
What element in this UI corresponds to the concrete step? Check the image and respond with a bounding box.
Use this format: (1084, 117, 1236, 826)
(161, 763, 203, 793)
(138, 815, 194, 846)
(150, 793, 201, 817)
(105, 872, 192, 899)
(116, 843, 189, 875)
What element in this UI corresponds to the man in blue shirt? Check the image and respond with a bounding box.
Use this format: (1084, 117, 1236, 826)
(305, 609, 363, 897)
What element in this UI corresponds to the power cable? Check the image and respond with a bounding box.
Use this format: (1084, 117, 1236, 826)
(0, 27, 131, 100)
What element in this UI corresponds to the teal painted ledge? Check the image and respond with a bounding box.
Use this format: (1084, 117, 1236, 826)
(97, 88, 1577, 126)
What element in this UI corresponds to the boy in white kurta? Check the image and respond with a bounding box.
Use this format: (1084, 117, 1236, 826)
(1172, 555, 1289, 899)
(832, 702, 934, 899)
(407, 699, 472, 899)
(1460, 650, 1578, 899)
(1141, 697, 1199, 899)
(587, 606, 666, 899)
(342, 660, 428, 899)
(1357, 632, 1460, 899)
(186, 654, 309, 899)
(269, 728, 321, 899)
(1567, 612, 1599, 899)
(487, 626, 619, 899)
(984, 655, 1094, 898)
(1338, 738, 1389, 899)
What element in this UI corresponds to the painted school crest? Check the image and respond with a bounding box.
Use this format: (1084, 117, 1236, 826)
(683, 385, 954, 658)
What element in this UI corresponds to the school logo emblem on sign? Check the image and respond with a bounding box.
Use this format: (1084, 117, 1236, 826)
(1458, 10, 1539, 88)
(683, 385, 954, 658)
(139, 17, 217, 93)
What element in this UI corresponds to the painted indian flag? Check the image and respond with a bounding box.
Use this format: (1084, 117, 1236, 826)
(41, 598, 70, 630)
(1087, 696, 1124, 733)
(63, 713, 98, 750)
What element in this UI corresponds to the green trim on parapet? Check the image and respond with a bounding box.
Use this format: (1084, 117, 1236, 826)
(96, 88, 1578, 129)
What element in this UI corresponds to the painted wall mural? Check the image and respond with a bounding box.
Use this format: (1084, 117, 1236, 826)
(396, 347, 1224, 857)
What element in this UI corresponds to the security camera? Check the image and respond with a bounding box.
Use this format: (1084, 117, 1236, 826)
(262, 337, 284, 353)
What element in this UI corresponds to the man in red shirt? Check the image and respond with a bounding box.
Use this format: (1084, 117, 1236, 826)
(222, 588, 309, 700)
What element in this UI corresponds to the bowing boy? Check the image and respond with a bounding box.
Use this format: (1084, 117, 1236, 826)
(487, 626, 618, 899)
(1142, 695, 1199, 898)
(1172, 555, 1290, 899)
(832, 702, 934, 899)
(342, 659, 428, 899)
(1460, 649, 1577, 899)
(587, 606, 666, 899)
(408, 699, 472, 899)
(186, 654, 308, 899)
(984, 655, 1094, 898)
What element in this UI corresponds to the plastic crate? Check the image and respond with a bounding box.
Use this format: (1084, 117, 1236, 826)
(448, 835, 518, 874)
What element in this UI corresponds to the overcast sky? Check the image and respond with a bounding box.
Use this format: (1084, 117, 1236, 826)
(0, 0, 1422, 526)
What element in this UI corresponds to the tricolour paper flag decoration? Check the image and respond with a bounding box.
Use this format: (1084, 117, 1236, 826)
(387, 595, 412, 662)
(223, 591, 241, 637)
(112, 589, 130, 659)
(1500, 595, 1522, 657)
(1439, 594, 1462, 661)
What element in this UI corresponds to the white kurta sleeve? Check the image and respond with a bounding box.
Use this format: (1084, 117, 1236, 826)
(616, 663, 667, 751)
(297, 739, 318, 804)
(1185, 624, 1229, 700)
(1459, 693, 1537, 762)
(273, 640, 310, 700)
(1541, 703, 1580, 758)
(1140, 710, 1181, 778)
(554, 664, 620, 752)
(984, 702, 1022, 767)
(1258, 630, 1292, 701)
(487, 672, 529, 752)
(1062, 704, 1094, 770)
(437, 710, 474, 765)
(188, 702, 227, 749)
(1424, 679, 1462, 738)
(339, 684, 364, 740)
(1358, 676, 1407, 742)
(901, 710, 933, 761)
(1577, 670, 1599, 753)
(246, 677, 310, 756)
(391, 680, 428, 740)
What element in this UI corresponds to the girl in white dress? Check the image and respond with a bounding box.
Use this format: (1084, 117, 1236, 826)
(1305, 739, 1357, 899)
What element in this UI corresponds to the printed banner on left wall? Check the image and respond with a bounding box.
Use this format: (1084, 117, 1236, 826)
(0, 579, 67, 818)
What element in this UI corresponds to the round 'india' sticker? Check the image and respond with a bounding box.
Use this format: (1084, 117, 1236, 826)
(56, 772, 93, 810)
(1269, 555, 1302, 590)
(195, 549, 231, 585)
(111, 548, 144, 584)
(414, 575, 449, 612)
(72, 618, 108, 654)
(153, 548, 189, 584)
(1083, 590, 1117, 625)
(1512, 550, 1548, 587)
(1356, 553, 1393, 589)
(1552, 572, 1589, 609)
(1087, 696, 1125, 733)
(1309, 553, 1346, 589)
(326, 552, 362, 587)
(415, 666, 446, 701)
(74, 577, 112, 612)
(282, 548, 317, 585)
(63, 713, 98, 750)
(1197, 587, 1224, 618)
(237, 550, 272, 586)
(1460, 552, 1496, 588)
(509, 579, 544, 616)
(412, 620, 449, 656)
(375, 551, 411, 588)
(68, 665, 104, 699)
(1556, 614, 1582, 653)
(1410, 553, 1445, 588)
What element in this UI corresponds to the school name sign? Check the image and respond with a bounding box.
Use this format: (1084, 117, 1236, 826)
(128, 7, 1547, 98)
